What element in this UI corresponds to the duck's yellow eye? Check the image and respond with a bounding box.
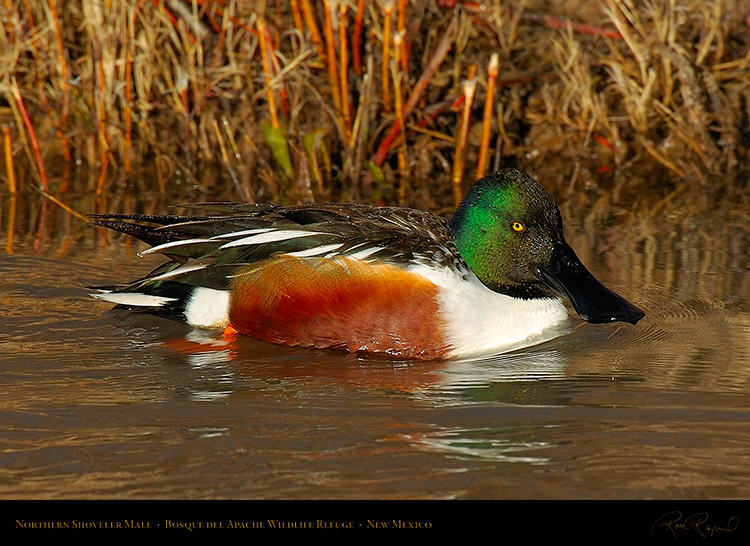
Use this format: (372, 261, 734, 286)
(512, 221, 525, 232)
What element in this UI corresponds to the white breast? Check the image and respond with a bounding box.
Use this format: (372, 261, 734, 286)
(408, 264, 569, 359)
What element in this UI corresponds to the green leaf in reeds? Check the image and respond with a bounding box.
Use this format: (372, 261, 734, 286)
(262, 122, 294, 179)
(365, 160, 389, 201)
(366, 160, 385, 185)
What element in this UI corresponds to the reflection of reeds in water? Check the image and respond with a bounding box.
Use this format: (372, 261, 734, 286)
(0, 1, 748, 212)
(554, 205, 750, 390)
(0, 191, 179, 257)
(560, 202, 750, 309)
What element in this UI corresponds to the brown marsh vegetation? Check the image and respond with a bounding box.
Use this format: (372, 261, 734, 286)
(1, 0, 749, 219)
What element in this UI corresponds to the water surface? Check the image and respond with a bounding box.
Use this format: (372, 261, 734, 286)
(1, 194, 749, 501)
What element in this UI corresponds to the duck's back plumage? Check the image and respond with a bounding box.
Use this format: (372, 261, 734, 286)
(92, 202, 470, 290)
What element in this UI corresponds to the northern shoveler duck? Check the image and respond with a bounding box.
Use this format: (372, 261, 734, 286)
(91, 169, 644, 360)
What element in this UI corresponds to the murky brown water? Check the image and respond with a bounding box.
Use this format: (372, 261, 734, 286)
(1, 192, 749, 501)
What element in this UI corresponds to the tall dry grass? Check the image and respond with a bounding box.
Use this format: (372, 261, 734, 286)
(0, 0, 748, 214)
(541, 0, 750, 211)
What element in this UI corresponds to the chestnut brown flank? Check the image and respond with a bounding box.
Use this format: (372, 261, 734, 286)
(228, 256, 449, 359)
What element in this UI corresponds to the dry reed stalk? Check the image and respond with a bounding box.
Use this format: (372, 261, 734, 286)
(212, 118, 242, 198)
(323, 0, 342, 114)
(221, 116, 253, 201)
(95, 52, 109, 195)
(300, 0, 325, 58)
(605, 0, 648, 80)
(273, 0, 283, 28)
(476, 53, 499, 179)
(553, 34, 605, 131)
(452, 73, 477, 206)
(339, 2, 352, 143)
(5, 194, 15, 254)
(47, 0, 70, 141)
(392, 34, 408, 203)
(3, 125, 17, 194)
(10, 78, 48, 192)
(352, 0, 365, 76)
(81, 0, 118, 194)
(267, 47, 292, 120)
(494, 102, 510, 157)
(305, 138, 324, 196)
(38, 190, 91, 223)
(257, 16, 280, 129)
(95, 151, 110, 196)
(118, 3, 138, 176)
(349, 54, 374, 173)
(373, 21, 456, 166)
(290, 0, 305, 36)
(153, 0, 190, 42)
(190, 0, 259, 37)
(18, 0, 70, 189)
(5, 96, 32, 176)
(8, 88, 88, 222)
(123, 27, 133, 174)
(397, 0, 408, 72)
(199, 1, 222, 33)
(522, 12, 624, 40)
(32, 198, 47, 253)
(640, 137, 686, 178)
(2, 0, 17, 41)
(208, 6, 228, 74)
(222, 116, 242, 165)
(405, 121, 456, 143)
(179, 76, 190, 152)
(381, 1, 394, 113)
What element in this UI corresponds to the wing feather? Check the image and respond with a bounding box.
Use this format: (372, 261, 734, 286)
(91, 202, 468, 297)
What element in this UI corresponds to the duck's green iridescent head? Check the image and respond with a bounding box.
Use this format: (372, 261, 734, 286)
(448, 169, 561, 296)
(449, 169, 644, 325)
